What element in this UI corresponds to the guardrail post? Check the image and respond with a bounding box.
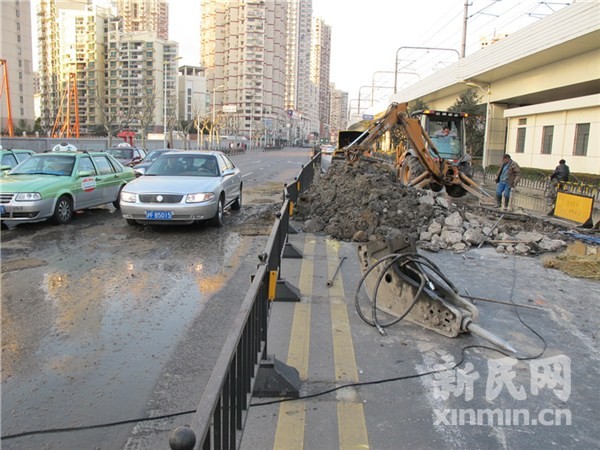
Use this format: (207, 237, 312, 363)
(282, 183, 302, 258)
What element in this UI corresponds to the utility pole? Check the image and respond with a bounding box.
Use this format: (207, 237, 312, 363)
(462, 0, 469, 58)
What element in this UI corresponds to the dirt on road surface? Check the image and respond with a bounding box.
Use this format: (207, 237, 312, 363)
(0, 181, 282, 448)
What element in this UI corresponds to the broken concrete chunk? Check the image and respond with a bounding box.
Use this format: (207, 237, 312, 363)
(435, 196, 451, 209)
(515, 231, 544, 243)
(428, 221, 443, 235)
(440, 229, 463, 245)
(537, 238, 567, 252)
(444, 211, 464, 229)
(418, 194, 436, 206)
(463, 228, 484, 245)
(304, 217, 325, 233)
(515, 243, 531, 254)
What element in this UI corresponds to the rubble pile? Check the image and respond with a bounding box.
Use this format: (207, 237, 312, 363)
(294, 159, 568, 254)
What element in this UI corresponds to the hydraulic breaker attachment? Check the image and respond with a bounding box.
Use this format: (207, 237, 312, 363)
(356, 234, 516, 353)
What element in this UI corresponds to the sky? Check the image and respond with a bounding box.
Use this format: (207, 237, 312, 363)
(30, 0, 571, 106)
(169, 0, 571, 107)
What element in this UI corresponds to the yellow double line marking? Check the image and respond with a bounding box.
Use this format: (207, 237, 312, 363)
(274, 237, 368, 449)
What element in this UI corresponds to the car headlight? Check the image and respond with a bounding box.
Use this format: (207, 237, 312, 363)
(15, 192, 42, 201)
(186, 192, 215, 203)
(120, 191, 137, 203)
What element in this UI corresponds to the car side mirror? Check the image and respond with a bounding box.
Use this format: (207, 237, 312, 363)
(1, 165, 12, 172)
(222, 168, 235, 177)
(78, 170, 93, 178)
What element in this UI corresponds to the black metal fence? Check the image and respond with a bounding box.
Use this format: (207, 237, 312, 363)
(472, 165, 600, 201)
(168, 152, 321, 450)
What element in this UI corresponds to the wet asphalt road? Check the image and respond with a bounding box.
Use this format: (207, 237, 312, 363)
(0, 147, 314, 449)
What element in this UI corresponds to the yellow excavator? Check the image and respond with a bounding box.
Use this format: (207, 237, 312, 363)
(341, 102, 489, 199)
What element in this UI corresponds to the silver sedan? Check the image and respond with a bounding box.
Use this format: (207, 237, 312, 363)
(120, 151, 242, 227)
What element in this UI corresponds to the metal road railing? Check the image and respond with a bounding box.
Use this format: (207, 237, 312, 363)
(168, 152, 321, 450)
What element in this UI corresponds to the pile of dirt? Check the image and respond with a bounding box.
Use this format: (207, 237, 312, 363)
(294, 159, 569, 255)
(543, 253, 600, 279)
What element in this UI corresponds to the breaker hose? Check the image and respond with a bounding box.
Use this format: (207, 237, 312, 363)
(355, 251, 458, 334)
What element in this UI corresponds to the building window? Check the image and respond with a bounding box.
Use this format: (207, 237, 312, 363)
(573, 123, 590, 156)
(516, 127, 526, 153)
(518, 118, 527, 126)
(541, 125, 553, 154)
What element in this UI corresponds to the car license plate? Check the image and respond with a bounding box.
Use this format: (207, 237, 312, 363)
(145, 211, 172, 220)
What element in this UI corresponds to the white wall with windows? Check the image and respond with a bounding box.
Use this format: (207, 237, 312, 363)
(504, 94, 599, 174)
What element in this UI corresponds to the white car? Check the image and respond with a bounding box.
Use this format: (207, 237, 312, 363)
(120, 151, 242, 227)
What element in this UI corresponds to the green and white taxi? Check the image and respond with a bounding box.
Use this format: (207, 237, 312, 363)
(0, 151, 135, 225)
(1, 148, 36, 174)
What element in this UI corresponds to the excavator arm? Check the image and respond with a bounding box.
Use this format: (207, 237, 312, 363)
(343, 102, 490, 199)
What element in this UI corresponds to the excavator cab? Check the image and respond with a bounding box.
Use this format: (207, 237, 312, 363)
(410, 109, 473, 178)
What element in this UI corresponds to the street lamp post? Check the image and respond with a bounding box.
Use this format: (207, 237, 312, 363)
(463, 80, 492, 167)
(393, 46, 460, 93)
(211, 84, 225, 149)
(163, 56, 182, 148)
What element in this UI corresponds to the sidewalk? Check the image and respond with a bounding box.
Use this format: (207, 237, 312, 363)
(241, 232, 600, 449)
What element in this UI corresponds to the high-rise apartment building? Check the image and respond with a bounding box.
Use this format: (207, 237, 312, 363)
(38, 0, 179, 138)
(329, 83, 348, 144)
(1, 0, 36, 132)
(200, 0, 287, 145)
(114, 0, 169, 40)
(311, 17, 331, 140)
(106, 30, 179, 137)
(38, 0, 107, 134)
(285, 0, 314, 143)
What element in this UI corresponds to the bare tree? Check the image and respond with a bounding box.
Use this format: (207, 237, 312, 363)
(136, 87, 157, 150)
(178, 106, 203, 149)
(196, 115, 211, 149)
(210, 112, 227, 149)
(93, 86, 119, 147)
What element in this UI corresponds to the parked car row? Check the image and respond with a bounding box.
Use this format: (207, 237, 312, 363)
(0, 147, 243, 229)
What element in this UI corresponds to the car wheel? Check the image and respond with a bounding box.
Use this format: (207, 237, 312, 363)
(126, 219, 139, 226)
(210, 195, 224, 227)
(231, 186, 242, 211)
(113, 186, 124, 209)
(52, 195, 73, 225)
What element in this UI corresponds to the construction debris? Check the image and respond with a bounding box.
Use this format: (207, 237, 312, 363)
(294, 159, 569, 255)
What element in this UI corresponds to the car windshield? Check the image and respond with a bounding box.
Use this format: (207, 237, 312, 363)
(107, 148, 133, 159)
(144, 150, 169, 163)
(145, 155, 220, 177)
(9, 155, 76, 176)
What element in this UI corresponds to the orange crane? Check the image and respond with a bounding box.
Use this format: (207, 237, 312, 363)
(0, 59, 14, 137)
(51, 72, 80, 138)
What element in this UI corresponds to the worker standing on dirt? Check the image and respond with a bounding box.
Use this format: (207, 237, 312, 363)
(550, 159, 570, 184)
(495, 154, 521, 209)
